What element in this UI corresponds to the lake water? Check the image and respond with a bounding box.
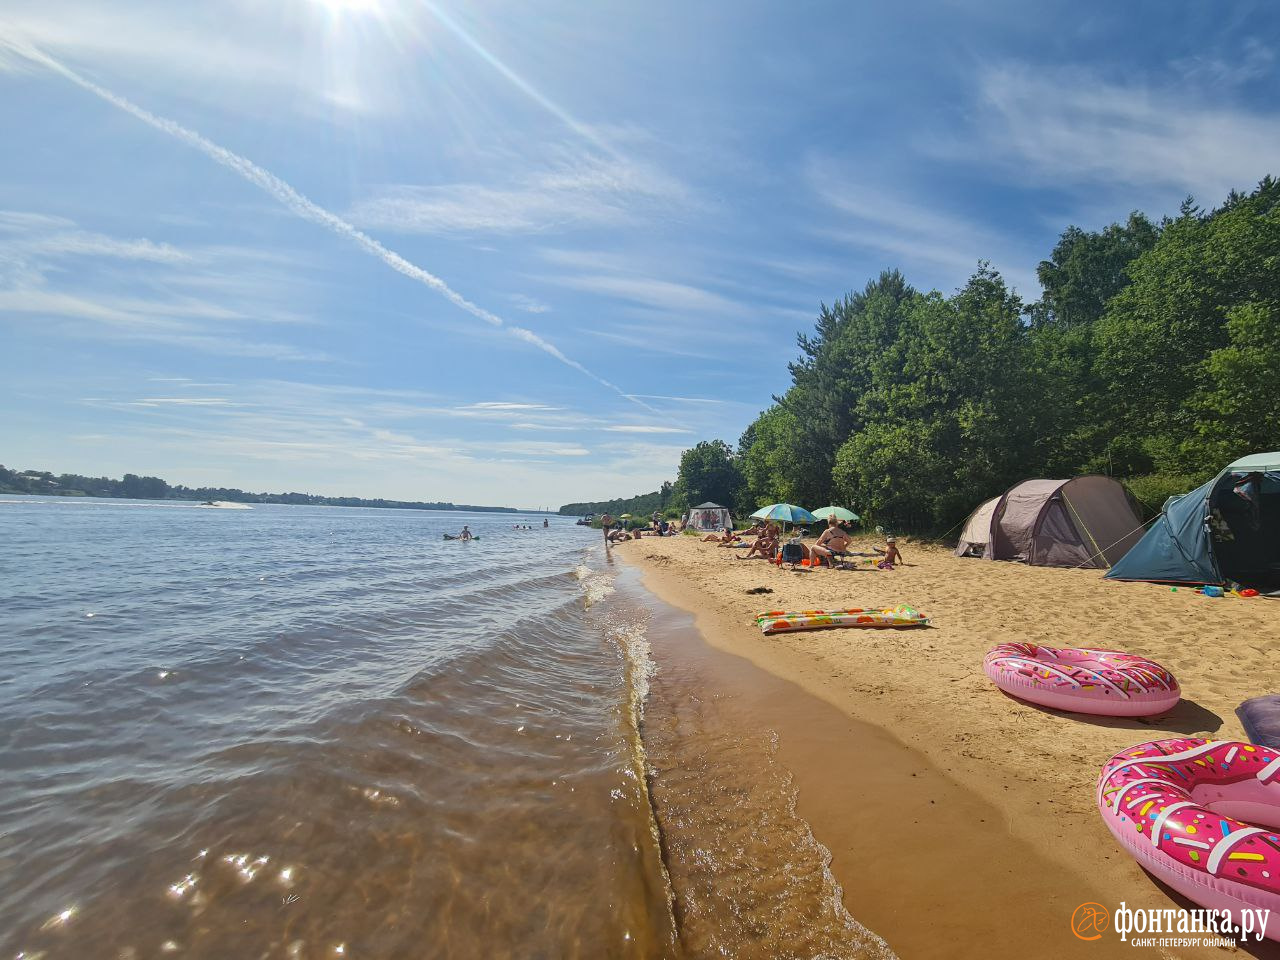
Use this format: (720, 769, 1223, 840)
(0, 496, 890, 959)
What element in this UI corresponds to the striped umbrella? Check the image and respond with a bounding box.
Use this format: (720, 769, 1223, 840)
(750, 503, 818, 524)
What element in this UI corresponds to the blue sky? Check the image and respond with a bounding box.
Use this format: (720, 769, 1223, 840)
(1, 1, 1277, 508)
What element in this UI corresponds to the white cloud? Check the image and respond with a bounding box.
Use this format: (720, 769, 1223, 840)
(576, 324, 731, 360)
(509, 293, 551, 313)
(807, 157, 1040, 294)
(0, 279, 329, 363)
(535, 246, 741, 315)
(463, 401, 560, 411)
(131, 398, 234, 407)
(624, 394, 727, 405)
(0, 210, 192, 267)
(551, 272, 738, 314)
(1171, 39, 1276, 91)
(601, 425, 693, 434)
(34, 232, 190, 264)
(972, 63, 1280, 199)
(348, 152, 687, 235)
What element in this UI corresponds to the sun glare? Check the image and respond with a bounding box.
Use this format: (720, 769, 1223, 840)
(308, 0, 383, 16)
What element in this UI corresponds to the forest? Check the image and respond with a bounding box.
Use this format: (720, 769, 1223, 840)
(565, 178, 1278, 534)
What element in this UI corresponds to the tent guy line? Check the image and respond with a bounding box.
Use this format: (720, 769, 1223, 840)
(0, 33, 655, 414)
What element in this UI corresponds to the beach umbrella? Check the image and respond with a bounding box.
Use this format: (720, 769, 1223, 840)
(810, 506, 860, 522)
(750, 503, 818, 524)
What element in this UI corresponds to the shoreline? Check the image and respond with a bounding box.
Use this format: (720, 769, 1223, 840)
(616, 535, 1280, 958)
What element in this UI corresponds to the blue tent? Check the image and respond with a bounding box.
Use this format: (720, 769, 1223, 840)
(1106, 452, 1280, 586)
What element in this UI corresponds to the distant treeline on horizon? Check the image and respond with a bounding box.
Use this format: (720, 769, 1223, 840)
(0, 465, 533, 514)
(567, 177, 1279, 534)
(558, 482, 681, 519)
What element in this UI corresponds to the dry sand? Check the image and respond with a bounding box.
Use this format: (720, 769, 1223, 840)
(615, 532, 1280, 958)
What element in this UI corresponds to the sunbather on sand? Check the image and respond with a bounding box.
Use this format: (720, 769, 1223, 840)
(809, 517, 852, 567)
(737, 528, 780, 559)
(702, 527, 739, 544)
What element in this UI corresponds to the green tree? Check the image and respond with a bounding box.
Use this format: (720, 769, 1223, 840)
(1181, 300, 1280, 465)
(775, 271, 920, 506)
(834, 264, 1029, 531)
(1024, 213, 1161, 475)
(672, 440, 743, 510)
(1094, 177, 1280, 475)
(120, 473, 170, 500)
(1029, 213, 1160, 328)
(736, 405, 800, 513)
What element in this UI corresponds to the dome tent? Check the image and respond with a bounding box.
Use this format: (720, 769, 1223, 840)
(684, 502, 733, 532)
(1105, 452, 1280, 588)
(955, 476, 1144, 568)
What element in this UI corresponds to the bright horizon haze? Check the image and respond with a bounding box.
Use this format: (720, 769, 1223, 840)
(2, 1, 1277, 508)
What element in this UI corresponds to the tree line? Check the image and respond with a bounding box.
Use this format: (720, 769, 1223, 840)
(557, 482, 680, 518)
(565, 178, 1278, 534)
(0, 465, 532, 513)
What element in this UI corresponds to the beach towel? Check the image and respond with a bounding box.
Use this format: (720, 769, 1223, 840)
(1236, 696, 1280, 749)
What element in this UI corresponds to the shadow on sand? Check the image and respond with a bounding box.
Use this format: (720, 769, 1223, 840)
(998, 690, 1224, 735)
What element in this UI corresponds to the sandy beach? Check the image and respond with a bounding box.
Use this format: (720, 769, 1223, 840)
(617, 532, 1280, 958)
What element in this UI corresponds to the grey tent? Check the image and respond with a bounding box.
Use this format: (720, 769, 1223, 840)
(955, 476, 1144, 568)
(1105, 452, 1280, 588)
(684, 502, 733, 532)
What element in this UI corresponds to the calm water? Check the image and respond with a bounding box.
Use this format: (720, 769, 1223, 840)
(0, 496, 889, 959)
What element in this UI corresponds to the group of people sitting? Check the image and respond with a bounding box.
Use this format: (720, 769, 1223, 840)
(704, 516, 903, 569)
(601, 512, 683, 543)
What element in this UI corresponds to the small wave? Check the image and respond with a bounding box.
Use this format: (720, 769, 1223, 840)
(573, 561, 615, 607)
(614, 621, 656, 720)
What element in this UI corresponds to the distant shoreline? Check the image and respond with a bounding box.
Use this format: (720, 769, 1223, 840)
(0, 490, 558, 515)
(0, 465, 558, 514)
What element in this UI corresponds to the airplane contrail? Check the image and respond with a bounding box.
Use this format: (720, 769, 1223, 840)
(1, 36, 649, 409)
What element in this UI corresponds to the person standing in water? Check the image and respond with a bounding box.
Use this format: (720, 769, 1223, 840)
(543, 518, 549, 528)
(599, 513, 614, 546)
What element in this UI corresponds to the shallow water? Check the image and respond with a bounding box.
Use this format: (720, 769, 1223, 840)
(0, 496, 888, 958)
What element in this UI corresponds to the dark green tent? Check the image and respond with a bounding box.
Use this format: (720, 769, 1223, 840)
(1105, 452, 1280, 588)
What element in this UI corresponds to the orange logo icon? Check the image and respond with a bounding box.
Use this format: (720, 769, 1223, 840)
(1072, 902, 1110, 941)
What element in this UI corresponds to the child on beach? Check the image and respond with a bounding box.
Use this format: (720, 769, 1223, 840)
(874, 536, 902, 569)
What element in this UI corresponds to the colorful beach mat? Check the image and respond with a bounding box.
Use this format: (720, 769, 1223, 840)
(756, 606, 929, 634)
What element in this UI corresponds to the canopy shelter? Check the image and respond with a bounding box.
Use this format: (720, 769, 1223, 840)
(684, 502, 733, 532)
(1106, 452, 1280, 588)
(955, 476, 1144, 569)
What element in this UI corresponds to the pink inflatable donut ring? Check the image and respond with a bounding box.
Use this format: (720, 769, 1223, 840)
(1098, 738, 1280, 941)
(983, 642, 1179, 717)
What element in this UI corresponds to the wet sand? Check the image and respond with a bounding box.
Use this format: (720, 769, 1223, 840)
(619, 534, 1280, 958)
